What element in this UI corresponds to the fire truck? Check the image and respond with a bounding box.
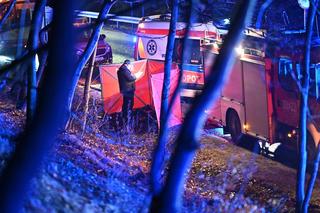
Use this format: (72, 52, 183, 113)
(203, 30, 320, 158)
(134, 14, 320, 158)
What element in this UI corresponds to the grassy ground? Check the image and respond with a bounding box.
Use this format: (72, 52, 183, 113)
(0, 25, 136, 67)
(101, 27, 136, 64)
(1, 88, 319, 212)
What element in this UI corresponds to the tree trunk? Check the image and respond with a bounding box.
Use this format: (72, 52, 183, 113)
(255, 0, 273, 29)
(16, 2, 27, 57)
(296, 1, 318, 212)
(0, 1, 75, 212)
(0, 0, 17, 29)
(67, 0, 117, 118)
(303, 145, 320, 212)
(36, 50, 48, 87)
(26, 0, 47, 125)
(154, 1, 256, 212)
(151, 1, 197, 209)
(164, 0, 197, 120)
(82, 45, 97, 132)
(37, 21, 52, 87)
(151, 0, 179, 197)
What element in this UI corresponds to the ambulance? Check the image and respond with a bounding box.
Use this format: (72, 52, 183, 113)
(134, 14, 227, 98)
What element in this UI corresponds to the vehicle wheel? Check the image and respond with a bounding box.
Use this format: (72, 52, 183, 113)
(307, 132, 316, 163)
(227, 110, 242, 144)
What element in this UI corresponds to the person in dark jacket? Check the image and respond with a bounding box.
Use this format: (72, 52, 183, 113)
(117, 59, 142, 125)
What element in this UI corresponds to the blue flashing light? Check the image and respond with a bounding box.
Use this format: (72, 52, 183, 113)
(133, 36, 137, 43)
(223, 18, 230, 25)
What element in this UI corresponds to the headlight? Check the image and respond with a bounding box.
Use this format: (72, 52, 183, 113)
(0, 55, 13, 64)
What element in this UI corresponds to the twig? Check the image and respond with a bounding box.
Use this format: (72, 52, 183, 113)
(303, 145, 320, 212)
(0, 0, 17, 29)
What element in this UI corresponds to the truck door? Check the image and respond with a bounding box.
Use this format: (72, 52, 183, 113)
(242, 60, 270, 139)
(274, 58, 299, 128)
(306, 63, 320, 147)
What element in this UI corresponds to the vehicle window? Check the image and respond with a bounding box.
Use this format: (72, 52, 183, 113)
(287, 62, 320, 99)
(173, 39, 202, 64)
(278, 58, 297, 92)
(309, 63, 320, 99)
(74, 17, 89, 27)
(173, 39, 183, 63)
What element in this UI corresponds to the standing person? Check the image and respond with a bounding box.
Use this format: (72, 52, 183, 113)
(99, 34, 113, 64)
(117, 59, 142, 126)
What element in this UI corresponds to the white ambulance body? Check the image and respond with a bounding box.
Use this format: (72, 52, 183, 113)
(134, 14, 227, 98)
(135, 14, 226, 61)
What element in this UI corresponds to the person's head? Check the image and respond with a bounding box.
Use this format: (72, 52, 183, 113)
(123, 59, 133, 70)
(123, 59, 131, 66)
(99, 34, 106, 40)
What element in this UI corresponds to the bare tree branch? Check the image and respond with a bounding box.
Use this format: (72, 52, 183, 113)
(67, 0, 118, 116)
(155, 1, 257, 212)
(303, 145, 320, 212)
(0, 0, 17, 29)
(0, 0, 75, 212)
(151, 0, 179, 197)
(82, 45, 98, 132)
(0, 45, 47, 76)
(255, 0, 273, 29)
(0, 0, 147, 79)
(296, 1, 319, 211)
(26, 0, 48, 125)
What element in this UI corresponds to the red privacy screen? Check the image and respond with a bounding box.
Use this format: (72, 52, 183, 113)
(99, 59, 182, 127)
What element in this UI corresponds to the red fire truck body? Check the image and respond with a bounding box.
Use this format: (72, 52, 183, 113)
(271, 44, 320, 149)
(205, 31, 320, 154)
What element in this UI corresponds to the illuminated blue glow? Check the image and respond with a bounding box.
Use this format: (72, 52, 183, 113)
(316, 64, 320, 99)
(0, 55, 13, 65)
(298, 0, 310, 9)
(223, 18, 230, 25)
(133, 36, 137, 43)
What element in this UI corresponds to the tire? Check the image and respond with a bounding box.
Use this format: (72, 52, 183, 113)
(227, 110, 242, 144)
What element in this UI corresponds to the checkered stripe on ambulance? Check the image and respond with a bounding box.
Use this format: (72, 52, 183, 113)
(134, 14, 223, 61)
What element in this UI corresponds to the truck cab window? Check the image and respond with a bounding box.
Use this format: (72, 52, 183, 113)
(296, 63, 320, 99)
(309, 63, 320, 99)
(278, 58, 297, 92)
